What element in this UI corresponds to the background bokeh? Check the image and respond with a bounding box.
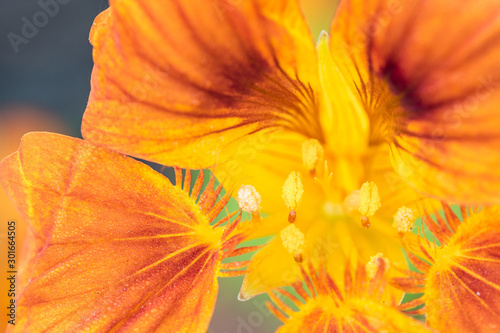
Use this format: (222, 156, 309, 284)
(0, 0, 337, 331)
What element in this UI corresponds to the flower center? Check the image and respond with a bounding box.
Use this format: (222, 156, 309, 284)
(301, 139, 382, 228)
(432, 244, 462, 273)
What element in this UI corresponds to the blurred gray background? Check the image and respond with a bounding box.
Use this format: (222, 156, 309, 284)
(0, 0, 108, 135)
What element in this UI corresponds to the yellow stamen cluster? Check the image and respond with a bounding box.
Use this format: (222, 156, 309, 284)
(359, 182, 381, 217)
(302, 139, 324, 173)
(365, 253, 390, 281)
(282, 171, 304, 212)
(280, 224, 305, 263)
(237, 185, 261, 213)
(392, 206, 415, 233)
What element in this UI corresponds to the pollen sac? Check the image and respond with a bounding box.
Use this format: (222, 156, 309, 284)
(302, 139, 323, 172)
(365, 253, 390, 280)
(358, 181, 381, 217)
(282, 171, 304, 211)
(392, 206, 415, 233)
(280, 224, 305, 260)
(237, 185, 261, 213)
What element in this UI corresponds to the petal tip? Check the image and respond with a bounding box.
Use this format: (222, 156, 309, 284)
(237, 291, 250, 302)
(317, 30, 330, 44)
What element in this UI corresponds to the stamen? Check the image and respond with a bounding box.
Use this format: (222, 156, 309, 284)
(237, 185, 261, 213)
(302, 139, 324, 175)
(359, 182, 381, 217)
(365, 253, 390, 280)
(358, 182, 381, 228)
(282, 172, 304, 223)
(393, 206, 415, 233)
(343, 182, 381, 229)
(280, 224, 305, 263)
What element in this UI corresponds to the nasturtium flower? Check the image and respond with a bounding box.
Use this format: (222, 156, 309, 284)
(267, 260, 431, 332)
(82, 0, 500, 296)
(0, 132, 255, 332)
(392, 204, 500, 332)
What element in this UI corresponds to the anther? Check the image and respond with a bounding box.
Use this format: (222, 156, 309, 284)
(237, 185, 261, 213)
(392, 206, 415, 233)
(343, 182, 381, 228)
(282, 171, 304, 222)
(359, 182, 381, 216)
(302, 139, 324, 175)
(358, 181, 381, 228)
(237, 185, 261, 222)
(280, 224, 305, 263)
(365, 253, 390, 280)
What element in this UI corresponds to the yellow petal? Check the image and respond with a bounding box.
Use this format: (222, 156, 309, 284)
(317, 31, 369, 155)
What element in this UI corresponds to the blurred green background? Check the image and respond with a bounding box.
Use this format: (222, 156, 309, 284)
(0, 0, 338, 331)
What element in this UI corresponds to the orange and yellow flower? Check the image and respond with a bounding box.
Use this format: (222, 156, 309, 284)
(392, 204, 500, 333)
(81, 0, 500, 298)
(3, 0, 500, 331)
(0, 132, 255, 332)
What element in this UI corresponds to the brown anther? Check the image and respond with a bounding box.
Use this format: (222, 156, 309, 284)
(361, 216, 370, 229)
(288, 210, 297, 223)
(294, 253, 303, 263)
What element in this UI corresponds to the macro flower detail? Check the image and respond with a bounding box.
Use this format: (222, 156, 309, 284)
(80, 0, 500, 298)
(392, 204, 500, 332)
(0, 133, 253, 332)
(267, 261, 430, 332)
(3, 0, 500, 331)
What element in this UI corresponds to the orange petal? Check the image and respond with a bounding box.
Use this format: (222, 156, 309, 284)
(331, 0, 500, 204)
(424, 206, 500, 332)
(82, 0, 321, 168)
(0, 132, 242, 332)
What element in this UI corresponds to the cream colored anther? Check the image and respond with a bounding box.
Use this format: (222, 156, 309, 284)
(237, 185, 261, 213)
(393, 206, 415, 233)
(237, 185, 262, 222)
